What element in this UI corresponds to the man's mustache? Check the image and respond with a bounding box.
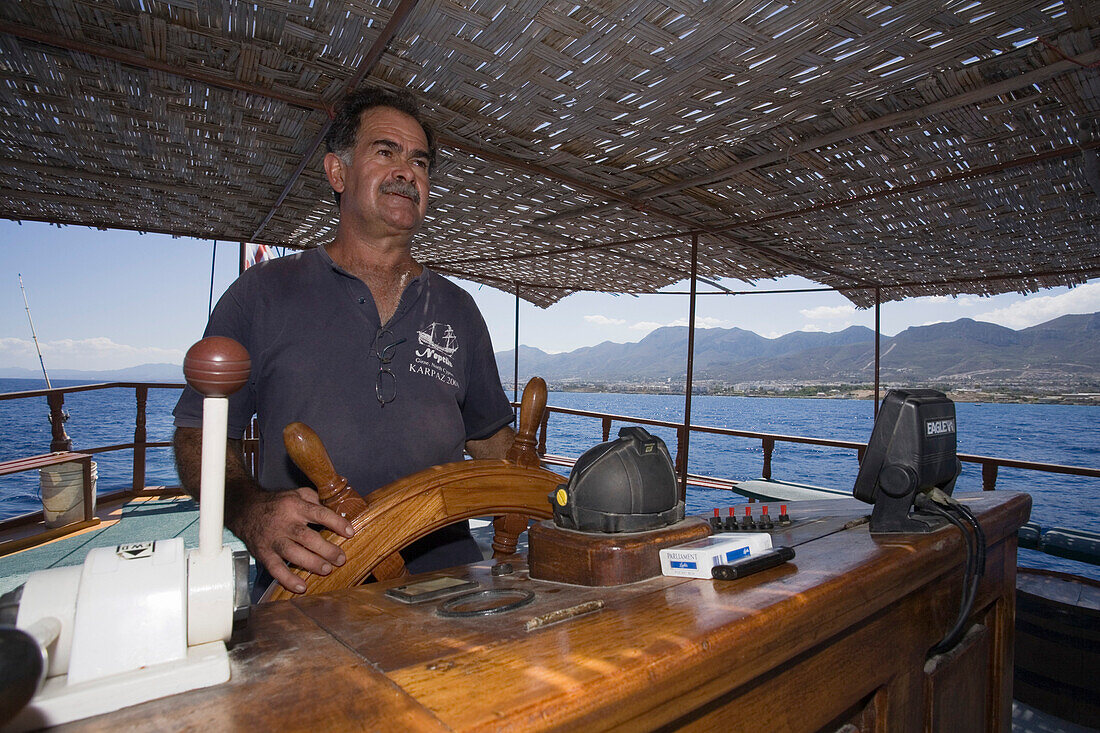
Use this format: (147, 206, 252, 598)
(380, 180, 421, 204)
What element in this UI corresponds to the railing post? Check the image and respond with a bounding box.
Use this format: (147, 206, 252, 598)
(675, 426, 687, 480)
(982, 462, 998, 491)
(133, 385, 148, 491)
(81, 456, 94, 522)
(601, 417, 612, 442)
(538, 409, 549, 457)
(47, 392, 71, 452)
(762, 437, 774, 480)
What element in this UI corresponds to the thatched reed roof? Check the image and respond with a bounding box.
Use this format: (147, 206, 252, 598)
(1, 0, 1097, 307)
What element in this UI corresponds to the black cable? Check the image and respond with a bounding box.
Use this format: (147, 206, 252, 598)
(952, 501, 986, 578)
(915, 496, 980, 656)
(929, 504, 978, 655)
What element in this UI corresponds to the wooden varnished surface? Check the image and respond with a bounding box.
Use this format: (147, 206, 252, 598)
(527, 516, 712, 585)
(61, 493, 1031, 732)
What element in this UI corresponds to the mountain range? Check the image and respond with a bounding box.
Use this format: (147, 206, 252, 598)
(0, 363, 183, 382)
(494, 313, 1100, 391)
(2, 313, 1097, 391)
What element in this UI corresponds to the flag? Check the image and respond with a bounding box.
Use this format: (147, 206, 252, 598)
(244, 243, 274, 270)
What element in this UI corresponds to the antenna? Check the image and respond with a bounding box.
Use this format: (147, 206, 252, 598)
(18, 273, 53, 389)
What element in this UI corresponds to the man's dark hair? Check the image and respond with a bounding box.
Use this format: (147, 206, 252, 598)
(325, 86, 437, 178)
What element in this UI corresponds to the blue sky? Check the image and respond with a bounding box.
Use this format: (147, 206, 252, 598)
(2, 219, 1098, 372)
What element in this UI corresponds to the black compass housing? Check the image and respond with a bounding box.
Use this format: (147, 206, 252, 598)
(552, 426, 684, 533)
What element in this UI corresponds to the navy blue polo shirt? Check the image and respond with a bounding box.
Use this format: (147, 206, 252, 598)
(174, 246, 513, 570)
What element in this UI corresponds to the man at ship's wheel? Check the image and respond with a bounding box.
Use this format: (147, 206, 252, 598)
(172, 88, 516, 595)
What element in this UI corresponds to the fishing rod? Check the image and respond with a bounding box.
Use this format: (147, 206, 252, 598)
(18, 274, 70, 428)
(18, 273, 53, 389)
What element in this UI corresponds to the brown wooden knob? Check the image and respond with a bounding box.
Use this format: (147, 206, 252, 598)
(283, 421, 368, 519)
(506, 377, 546, 469)
(183, 337, 250, 397)
(283, 422, 339, 489)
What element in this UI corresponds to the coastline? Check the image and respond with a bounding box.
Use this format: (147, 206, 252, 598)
(539, 383, 1100, 406)
(3, 377, 1097, 406)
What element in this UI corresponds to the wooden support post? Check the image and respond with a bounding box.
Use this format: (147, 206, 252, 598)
(762, 438, 774, 480)
(874, 287, 881, 419)
(47, 392, 71, 452)
(601, 417, 612, 442)
(514, 283, 520, 413)
(133, 385, 148, 491)
(680, 233, 699, 501)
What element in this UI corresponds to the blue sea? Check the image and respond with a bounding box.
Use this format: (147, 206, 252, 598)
(2, 378, 1097, 579)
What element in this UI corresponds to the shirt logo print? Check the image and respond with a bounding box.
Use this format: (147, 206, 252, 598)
(416, 322, 458, 368)
(411, 322, 460, 388)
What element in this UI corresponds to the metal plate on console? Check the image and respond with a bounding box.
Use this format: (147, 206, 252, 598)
(437, 589, 535, 618)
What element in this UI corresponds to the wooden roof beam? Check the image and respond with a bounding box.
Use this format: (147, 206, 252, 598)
(882, 266, 1100, 293)
(441, 138, 873, 286)
(647, 47, 1100, 197)
(717, 141, 1100, 232)
(532, 46, 1100, 228)
(0, 210, 266, 244)
(0, 19, 325, 112)
(448, 140, 1099, 269)
(439, 265, 1100, 306)
(428, 267, 573, 295)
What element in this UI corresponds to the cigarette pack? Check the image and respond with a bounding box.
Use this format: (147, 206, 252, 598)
(659, 533, 774, 579)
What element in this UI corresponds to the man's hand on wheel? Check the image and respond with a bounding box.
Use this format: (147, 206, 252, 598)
(234, 487, 355, 594)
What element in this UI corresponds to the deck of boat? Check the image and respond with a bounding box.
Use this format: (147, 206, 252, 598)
(0, 493, 249, 596)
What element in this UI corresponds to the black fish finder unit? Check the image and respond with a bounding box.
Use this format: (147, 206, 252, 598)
(854, 389, 962, 533)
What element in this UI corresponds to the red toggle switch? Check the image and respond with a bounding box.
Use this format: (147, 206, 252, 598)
(760, 504, 774, 529)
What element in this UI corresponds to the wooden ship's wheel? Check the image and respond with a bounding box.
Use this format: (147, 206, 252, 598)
(260, 378, 560, 602)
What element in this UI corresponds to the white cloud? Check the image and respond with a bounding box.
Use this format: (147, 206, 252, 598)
(630, 320, 670, 332)
(583, 314, 626, 326)
(0, 337, 37, 358)
(0, 337, 185, 371)
(975, 282, 1100, 330)
(626, 316, 730, 333)
(800, 304, 857, 321)
(798, 304, 858, 332)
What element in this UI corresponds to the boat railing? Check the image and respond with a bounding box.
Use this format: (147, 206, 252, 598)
(524, 403, 1100, 492)
(2, 383, 1097, 541)
(0, 382, 187, 529)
